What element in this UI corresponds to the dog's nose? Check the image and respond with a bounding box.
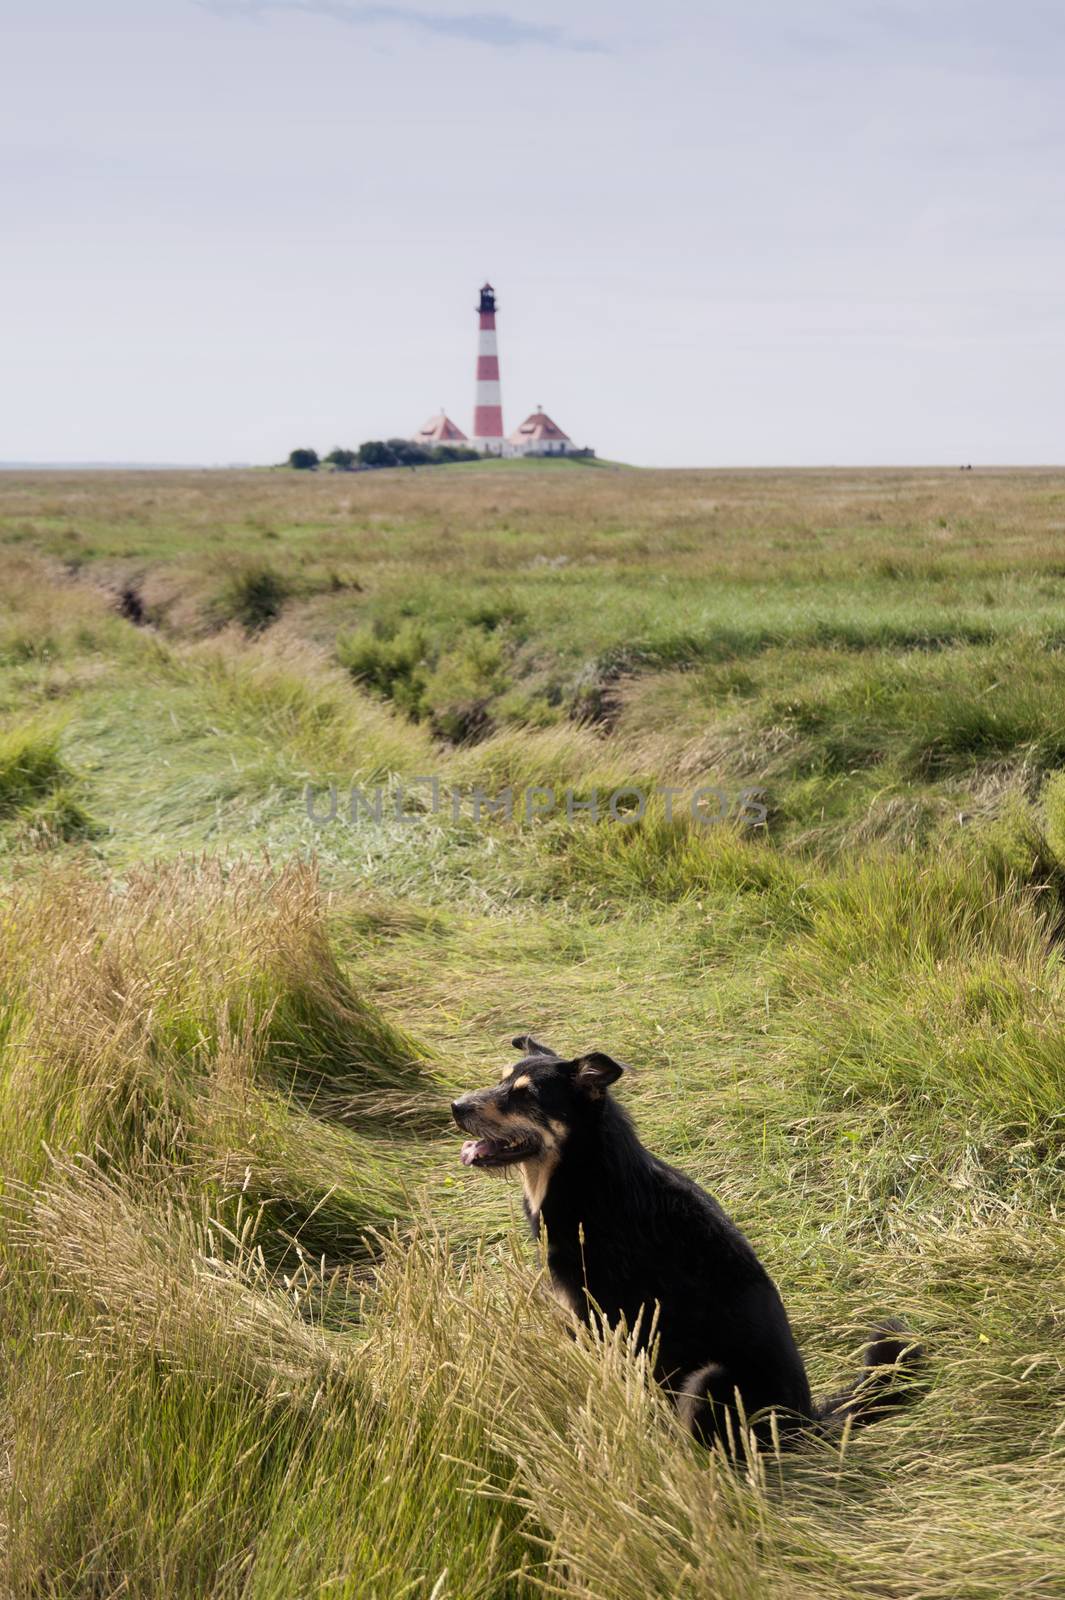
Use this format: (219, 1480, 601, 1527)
(451, 1096, 470, 1125)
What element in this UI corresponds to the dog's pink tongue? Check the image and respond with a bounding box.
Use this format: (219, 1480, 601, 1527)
(460, 1139, 491, 1166)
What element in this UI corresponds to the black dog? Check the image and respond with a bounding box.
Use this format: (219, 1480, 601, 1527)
(452, 1035, 922, 1451)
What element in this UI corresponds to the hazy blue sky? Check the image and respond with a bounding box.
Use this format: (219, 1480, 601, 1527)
(3, 0, 1064, 464)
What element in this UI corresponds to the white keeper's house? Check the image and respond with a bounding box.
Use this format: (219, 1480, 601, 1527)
(413, 412, 469, 448)
(507, 407, 574, 457)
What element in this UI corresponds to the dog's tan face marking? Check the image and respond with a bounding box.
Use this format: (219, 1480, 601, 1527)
(512, 1074, 531, 1091)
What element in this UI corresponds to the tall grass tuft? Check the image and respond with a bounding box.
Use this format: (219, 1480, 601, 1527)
(209, 558, 291, 632)
(0, 859, 432, 1233)
(0, 723, 72, 815)
(0, 721, 97, 844)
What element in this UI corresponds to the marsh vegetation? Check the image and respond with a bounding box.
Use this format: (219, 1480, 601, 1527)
(0, 462, 1062, 1597)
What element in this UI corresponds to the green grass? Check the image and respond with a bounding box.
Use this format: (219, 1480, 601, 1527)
(0, 468, 1064, 1597)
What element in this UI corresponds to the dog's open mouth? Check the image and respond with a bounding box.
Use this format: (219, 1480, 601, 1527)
(460, 1135, 538, 1168)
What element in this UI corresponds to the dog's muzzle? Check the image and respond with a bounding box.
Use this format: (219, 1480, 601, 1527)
(451, 1094, 541, 1168)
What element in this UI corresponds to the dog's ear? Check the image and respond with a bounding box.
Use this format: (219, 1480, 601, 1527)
(570, 1051, 625, 1097)
(511, 1034, 559, 1059)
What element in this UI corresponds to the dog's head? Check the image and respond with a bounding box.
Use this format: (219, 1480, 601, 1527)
(451, 1034, 625, 1170)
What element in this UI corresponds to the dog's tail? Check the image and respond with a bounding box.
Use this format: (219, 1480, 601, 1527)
(817, 1319, 925, 1432)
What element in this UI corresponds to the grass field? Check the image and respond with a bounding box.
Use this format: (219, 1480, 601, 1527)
(1, 462, 1063, 1598)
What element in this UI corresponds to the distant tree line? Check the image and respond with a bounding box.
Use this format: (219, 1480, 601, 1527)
(285, 441, 481, 472)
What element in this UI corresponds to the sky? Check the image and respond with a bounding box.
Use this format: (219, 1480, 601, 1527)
(3, 0, 1064, 466)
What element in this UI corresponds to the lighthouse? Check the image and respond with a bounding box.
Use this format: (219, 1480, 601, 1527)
(410, 283, 594, 459)
(472, 282, 504, 452)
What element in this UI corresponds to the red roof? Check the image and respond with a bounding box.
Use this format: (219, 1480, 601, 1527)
(414, 412, 469, 444)
(507, 408, 571, 444)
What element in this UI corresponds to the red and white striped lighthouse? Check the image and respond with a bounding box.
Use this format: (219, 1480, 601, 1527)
(473, 282, 504, 450)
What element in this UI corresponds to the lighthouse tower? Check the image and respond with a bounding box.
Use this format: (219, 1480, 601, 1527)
(473, 282, 504, 452)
